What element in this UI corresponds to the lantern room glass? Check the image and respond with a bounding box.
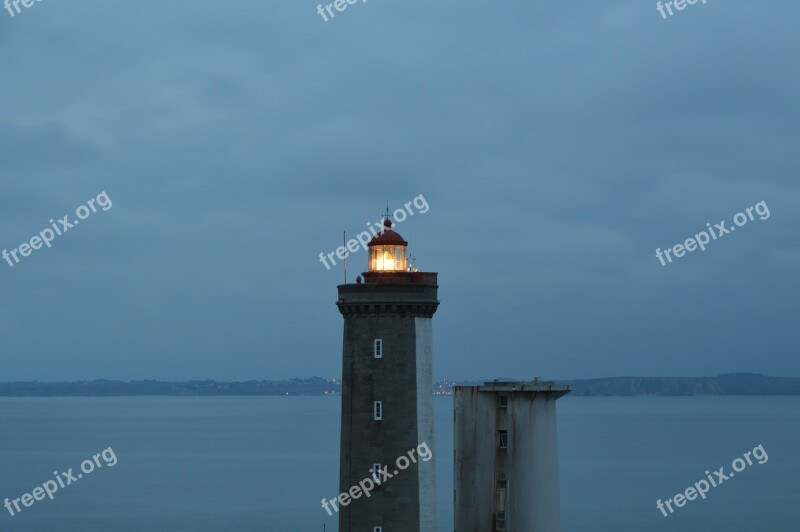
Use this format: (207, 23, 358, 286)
(369, 245, 407, 271)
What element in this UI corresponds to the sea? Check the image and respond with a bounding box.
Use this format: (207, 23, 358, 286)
(0, 396, 798, 531)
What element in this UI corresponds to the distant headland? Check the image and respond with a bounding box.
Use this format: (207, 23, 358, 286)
(0, 374, 798, 397)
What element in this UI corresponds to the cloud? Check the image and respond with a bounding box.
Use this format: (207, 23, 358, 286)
(0, 0, 797, 380)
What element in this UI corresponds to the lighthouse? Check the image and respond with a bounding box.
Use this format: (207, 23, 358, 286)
(336, 217, 439, 532)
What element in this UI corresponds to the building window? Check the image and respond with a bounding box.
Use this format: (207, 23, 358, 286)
(372, 463, 383, 484)
(374, 527, 383, 532)
(497, 395, 508, 409)
(496, 511, 507, 530)
(374, 401, 383, 421)
(495, 474, 507, 513)
(498, 430, 508, 449)
(374, 339, 383, 358)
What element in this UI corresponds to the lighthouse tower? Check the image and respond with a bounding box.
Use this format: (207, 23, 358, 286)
(336, 218, 439, 532)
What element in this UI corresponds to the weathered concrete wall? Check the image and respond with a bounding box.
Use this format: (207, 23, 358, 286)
(508, 394, 561, 531)
(454, 387, 564, 532)
(454, 388, 497, 531)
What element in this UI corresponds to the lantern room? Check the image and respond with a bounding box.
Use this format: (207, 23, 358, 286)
(368, 219, 408, 272)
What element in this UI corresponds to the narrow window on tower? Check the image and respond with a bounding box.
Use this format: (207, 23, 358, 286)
(374, 400, 383, 421)
(497, 394, 508, 409)
(498, 429, 508, 449)
(374, 338, 383, 359)
(374, 527, 383, 532)
(496, 511, 507, 530)
(495, 473, 508, 515)
(372, 463, 383, 484)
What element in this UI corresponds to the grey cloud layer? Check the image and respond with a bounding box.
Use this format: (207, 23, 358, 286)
(0, 0, 797, 380)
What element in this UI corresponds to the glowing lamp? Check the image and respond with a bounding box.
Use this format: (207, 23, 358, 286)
(368, 219, 408, 272)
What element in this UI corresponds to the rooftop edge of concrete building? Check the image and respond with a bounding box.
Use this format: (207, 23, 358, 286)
(457, 379, 571, 396)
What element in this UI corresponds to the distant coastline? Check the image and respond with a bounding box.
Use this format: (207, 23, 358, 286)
(0, 373, 798, 397)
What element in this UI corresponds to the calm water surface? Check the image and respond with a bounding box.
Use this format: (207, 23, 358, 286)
(0, 396, 798, 531)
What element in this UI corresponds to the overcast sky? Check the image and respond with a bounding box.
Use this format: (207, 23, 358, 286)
(0, 0, 797, 381)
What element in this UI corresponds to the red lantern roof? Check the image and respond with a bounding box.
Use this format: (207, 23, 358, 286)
(368, 219, 408, 247)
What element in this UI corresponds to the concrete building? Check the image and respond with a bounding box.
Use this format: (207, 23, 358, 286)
(336, 218, 439, 532)
(454, 380, 570, 532)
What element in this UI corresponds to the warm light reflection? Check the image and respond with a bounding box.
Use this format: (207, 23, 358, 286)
(369, 245, 407, 271)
